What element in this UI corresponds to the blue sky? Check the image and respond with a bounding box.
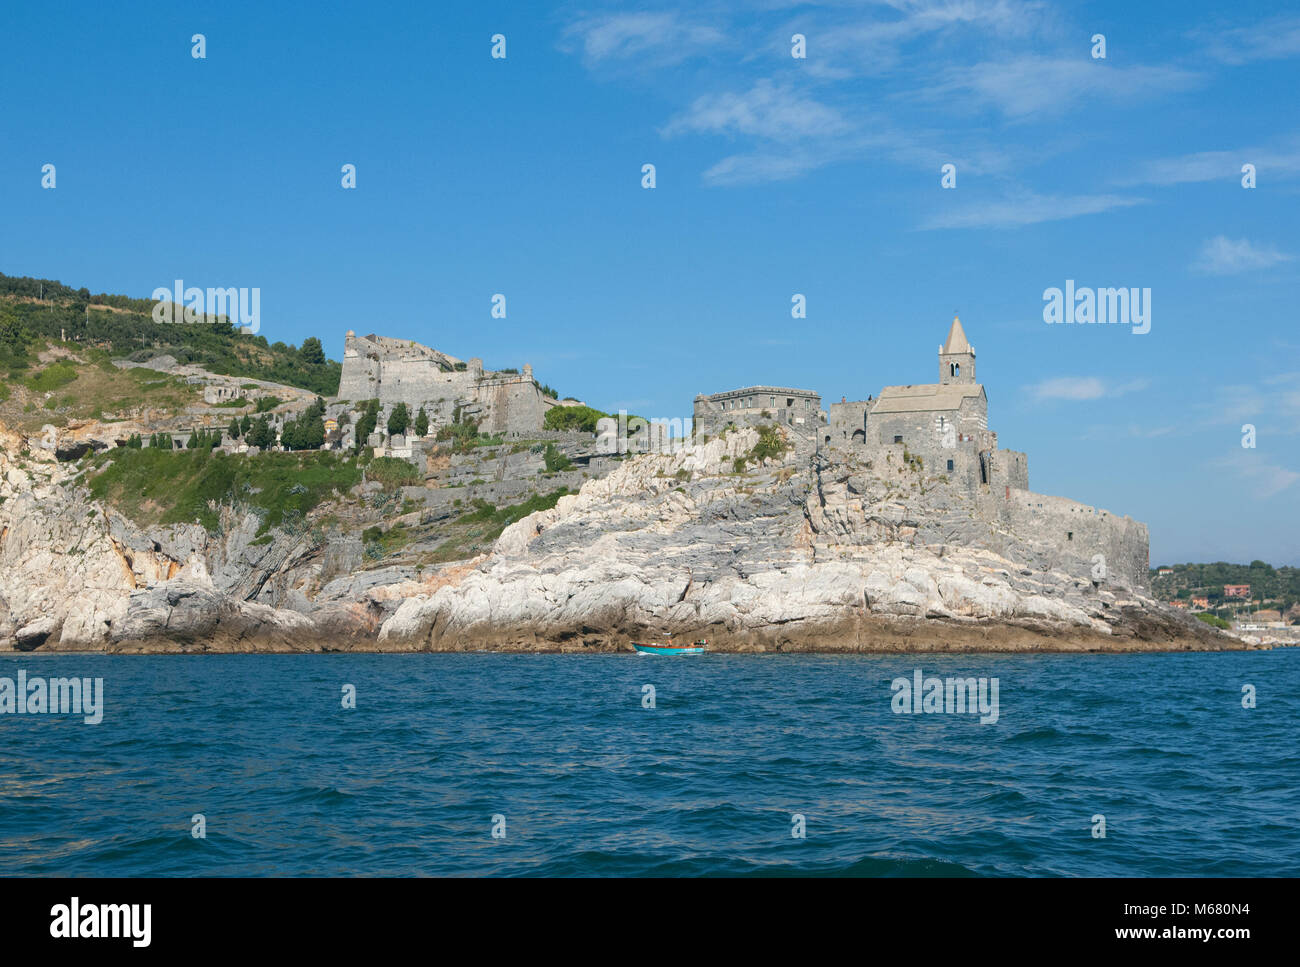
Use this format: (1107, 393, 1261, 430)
(2, 0, 1297, 565)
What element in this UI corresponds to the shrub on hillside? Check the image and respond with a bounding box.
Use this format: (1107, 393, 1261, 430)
(543, 405, 607, 433)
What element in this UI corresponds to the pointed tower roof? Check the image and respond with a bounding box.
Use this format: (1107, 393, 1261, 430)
(942, 314, 972, 354)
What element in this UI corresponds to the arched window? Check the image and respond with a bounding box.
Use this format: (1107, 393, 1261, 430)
(950, 362, 959, 377)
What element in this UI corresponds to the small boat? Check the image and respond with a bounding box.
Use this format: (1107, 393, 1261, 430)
(632, 634, 708, 656)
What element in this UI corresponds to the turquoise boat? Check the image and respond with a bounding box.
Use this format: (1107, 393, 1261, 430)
(632, 635, 708, 656)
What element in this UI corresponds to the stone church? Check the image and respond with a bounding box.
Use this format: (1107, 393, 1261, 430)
(827, 315, 1028, 495)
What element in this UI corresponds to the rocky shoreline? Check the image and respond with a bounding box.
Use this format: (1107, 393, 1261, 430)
(0, 421, 1254, 656)
(39, 615, 1241, 655)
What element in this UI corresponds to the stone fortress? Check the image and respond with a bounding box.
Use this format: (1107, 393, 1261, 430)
(336, 331, 560, 436)
(693, 386, 822, 437)
(319, 319, 1146, 589)
(696, 316, 1150, 589)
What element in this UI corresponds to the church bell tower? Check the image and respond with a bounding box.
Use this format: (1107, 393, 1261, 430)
(939, 314, 975, 385)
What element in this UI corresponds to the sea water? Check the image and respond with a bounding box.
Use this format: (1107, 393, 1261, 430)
(0, 651, 1295, 876)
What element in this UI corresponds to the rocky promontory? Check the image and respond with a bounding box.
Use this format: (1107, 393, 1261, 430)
(0, 420, 1239, 654)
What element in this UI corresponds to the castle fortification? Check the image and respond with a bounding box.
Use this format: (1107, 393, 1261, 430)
(695, 316, 1150, 588)
(336, 331, 555, 436)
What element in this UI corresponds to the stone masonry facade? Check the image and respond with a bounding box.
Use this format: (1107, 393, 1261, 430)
(694, 316, 1149, 588)
(335, 331, 556, 436)
(693, 386, 823, 438)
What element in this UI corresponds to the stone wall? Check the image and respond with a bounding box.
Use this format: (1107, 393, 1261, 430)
(980, 488, 1149, 589)
(336, 332, 554, 436)
(987, 448, 1029, 491)
(867, 395, 986, 450)
(827, 401, 870, 444)
(694, 386, 822, 438)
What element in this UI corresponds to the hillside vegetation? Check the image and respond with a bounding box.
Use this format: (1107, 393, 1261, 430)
(1, 271, 341, 395)
(86, 448, 362, 534)
(1151, 561, 1300, 612)
(0, 342, 200, 432)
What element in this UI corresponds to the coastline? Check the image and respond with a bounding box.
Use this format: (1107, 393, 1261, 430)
(16, 612, 1255, 655)
(1, 420, 1284, 659)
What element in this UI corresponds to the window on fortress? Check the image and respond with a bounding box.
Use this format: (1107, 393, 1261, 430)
(769, 396, 775, 407)
(947, 460, 954, 472)
(894, 435, 903, 444)
(1067, 532, 1073, 541)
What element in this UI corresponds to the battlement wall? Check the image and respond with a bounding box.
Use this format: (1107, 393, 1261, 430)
(979, 488, 1149, 589)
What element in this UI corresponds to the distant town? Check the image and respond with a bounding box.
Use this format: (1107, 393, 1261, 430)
(1150, 563, 1300, 645)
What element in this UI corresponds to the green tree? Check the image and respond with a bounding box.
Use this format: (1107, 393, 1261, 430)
(0, 308, 27, 348)
(353, 399, 381, 455)
(544, 404, 611, 433)
(300, 337, 326, 366)
(229, 418, 241, 439)
(281, 411, 325, 451)
(543, 443, 572, 473)
(414, 406, 429, 437)
(387, 402, 410, 437)
(246, 416, 273, 449)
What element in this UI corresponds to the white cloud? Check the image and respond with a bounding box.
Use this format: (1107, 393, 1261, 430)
(699, 150, 832, 186)
(791, 0, 1052, 78)
(1208, 372, 1300, 430)
(1192, 236, 1294, 275)
(1028, 376, 1149, 401)
(927, 55, 1202, 119)
(662, 79, 1007, 186)
(694, 124, 1008, 187)
(1267, 372, 1300, 422)
(561, 12, 726, 68)
(1215, 452, 1300, 498)
(557, 4, 1208, 192)
(662, 80, 851, 142)
(1120, 139, 1300, 186)
(1198, 16, 1300, 65)
(920, 191, 1147, 229)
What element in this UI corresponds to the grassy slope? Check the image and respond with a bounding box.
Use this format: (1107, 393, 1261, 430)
(86, 448, 362, 534)
(0, 344, 200, 432)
